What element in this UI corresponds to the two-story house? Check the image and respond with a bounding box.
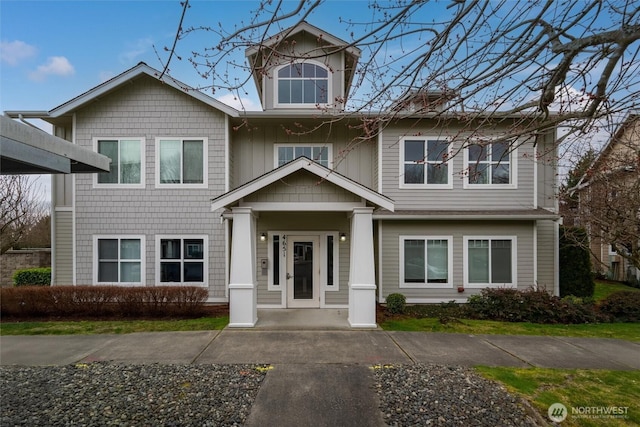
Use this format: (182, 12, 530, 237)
(5, 22, 560, 327)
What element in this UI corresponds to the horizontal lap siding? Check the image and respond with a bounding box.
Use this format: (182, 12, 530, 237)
(381, 122, 536, 210)
(53, 211, 73, 285)
(379, 220, 535, 301)
(536, 220, 557, 292)
(73, 76, 227, 298)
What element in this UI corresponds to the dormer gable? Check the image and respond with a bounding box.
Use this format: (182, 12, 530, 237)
(245, 21, 360, 111)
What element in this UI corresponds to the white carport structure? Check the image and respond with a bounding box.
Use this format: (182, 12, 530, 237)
(211, 157, 394, 328)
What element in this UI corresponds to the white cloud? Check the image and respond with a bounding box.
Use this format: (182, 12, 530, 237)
(29, 56, 75, 81)
(216, 93, 260, 111)
(119, 37, 153, 64)
(0, 40, 37, 65)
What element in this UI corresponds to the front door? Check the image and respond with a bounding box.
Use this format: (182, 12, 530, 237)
(286, 235, 320, 308)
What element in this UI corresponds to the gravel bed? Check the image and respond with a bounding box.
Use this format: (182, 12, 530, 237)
(1, 363, 267, 427)
(371, 364, 541, 426)
(2, 363, 542, 426)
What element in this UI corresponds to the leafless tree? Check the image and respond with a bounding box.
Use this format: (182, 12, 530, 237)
(160, 0, 639, 152)
(0, 176, 49, 254)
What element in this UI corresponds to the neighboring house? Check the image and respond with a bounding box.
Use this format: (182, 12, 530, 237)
(5, 22, 560, 327)
(571, 113, 640, 284)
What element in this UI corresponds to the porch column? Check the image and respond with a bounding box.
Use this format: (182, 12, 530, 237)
(228, 207, 258, 327)
(348, 207, 377, 328)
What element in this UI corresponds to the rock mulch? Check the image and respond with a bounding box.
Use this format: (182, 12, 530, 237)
(2, 362, 542, 426)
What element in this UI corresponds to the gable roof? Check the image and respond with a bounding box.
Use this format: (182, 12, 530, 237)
(7, 62, 239, 120)
(210, 157, 394, 212)
(245, 21, 361, 107)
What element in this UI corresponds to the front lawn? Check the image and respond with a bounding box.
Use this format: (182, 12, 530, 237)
(594, 280, 640, 301)
(477, 366, 640, 426)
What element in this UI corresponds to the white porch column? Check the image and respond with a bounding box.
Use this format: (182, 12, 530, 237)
(228, 207, 258, 327)
(348, 207, 377, 328)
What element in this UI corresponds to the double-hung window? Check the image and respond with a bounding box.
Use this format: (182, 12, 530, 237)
(464, 237, 516, 288)
(156, 138, 207, 188)
(465, 141, 515, 187)
(400, 236, 452, 288)
(156, 236, 208, 286)
(94, 138, 144, 188)
(94, 236, 145, 285)
(275, 144, 331, 168)
(276, 62, 329, 106)
(400, 137, 451, 188)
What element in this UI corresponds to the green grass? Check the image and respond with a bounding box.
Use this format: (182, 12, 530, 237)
(476, 366, 640, 426)
(594, 280, 640, 301)
(380, 318, 640, 341)
(0, 316, 228, 335)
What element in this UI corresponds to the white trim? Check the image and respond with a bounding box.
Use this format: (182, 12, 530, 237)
(286, 235, 320, 308)
(92, 137, 145, 189)
(224, 218, 230, 298)
(155, 137, 209, 189)
(225, 116, 230, 192)
(273, 143, 333, 168)
(377, 220, 383, 302)
(533, 145, 538, 208)
(266, 232, 284, 291)
(72, 113, 76, 286)
(377, 130, 383, 192)
(398, 136, 453, 189)
(533, 222, 538, 290)
(239, 202, 365, 211)
(211, 157, 394, 212)
(463, 140, 518, 189)
(463, 236, 517, 288)
(93, 235, 146, 286)
(320, 232, 340, 292)
(273, 60, 333, 109)
(155, 235, 209, 287)
(399, 235, 453, 288)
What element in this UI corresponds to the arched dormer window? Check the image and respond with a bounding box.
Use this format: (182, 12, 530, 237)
(276, 61, 329, 106)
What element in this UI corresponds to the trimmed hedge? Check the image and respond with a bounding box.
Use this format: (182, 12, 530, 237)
(386, 293, 406, 314)
(598, 291, 640, 322)
(0, 285, 208, 319)
(13, 267, 51, 287)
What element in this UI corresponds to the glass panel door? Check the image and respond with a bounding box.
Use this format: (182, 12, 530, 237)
(286, 236, 320, 308)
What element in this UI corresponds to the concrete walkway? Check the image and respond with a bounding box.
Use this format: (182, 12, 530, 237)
(2, 311, 638, 427)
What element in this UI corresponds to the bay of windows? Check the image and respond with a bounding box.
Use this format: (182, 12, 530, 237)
(96, 138, 143, 186)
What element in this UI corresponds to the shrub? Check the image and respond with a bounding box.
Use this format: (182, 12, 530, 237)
(559, 226, 595, 297)
(0, 285, 208, 319)
(385, 293, 406, 314)
(13, 267, 51, 287)
(598, 291, 640, 322)
(467, 287, 602, 324)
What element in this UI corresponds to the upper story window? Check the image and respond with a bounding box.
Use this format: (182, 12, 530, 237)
(276, 62, 329, 106)
(94, 138, 144, 188)
(400, 137, 451, 188)
(156, 138, 208, 188)
(465, 141, 516, 187)
(275, 144, 331, 168)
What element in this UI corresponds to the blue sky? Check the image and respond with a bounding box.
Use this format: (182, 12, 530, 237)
(0, 0, 386, 114)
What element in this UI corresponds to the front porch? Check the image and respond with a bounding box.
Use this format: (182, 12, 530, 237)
(210, 158, 394, 329)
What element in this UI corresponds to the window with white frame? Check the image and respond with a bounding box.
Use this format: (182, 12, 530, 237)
(156, 236, 208, 286)
(95, 138, 144, 187)
(465, 141, 513, 186)
(400, 137, 451, 187)
(94, 236, 144, 285)
(156, 138, 207, 187)
(275, 144, 331, 168)
(400, 236, 452, 288)
(277, 62, 329, 106)
(464, 237, 516, 287)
